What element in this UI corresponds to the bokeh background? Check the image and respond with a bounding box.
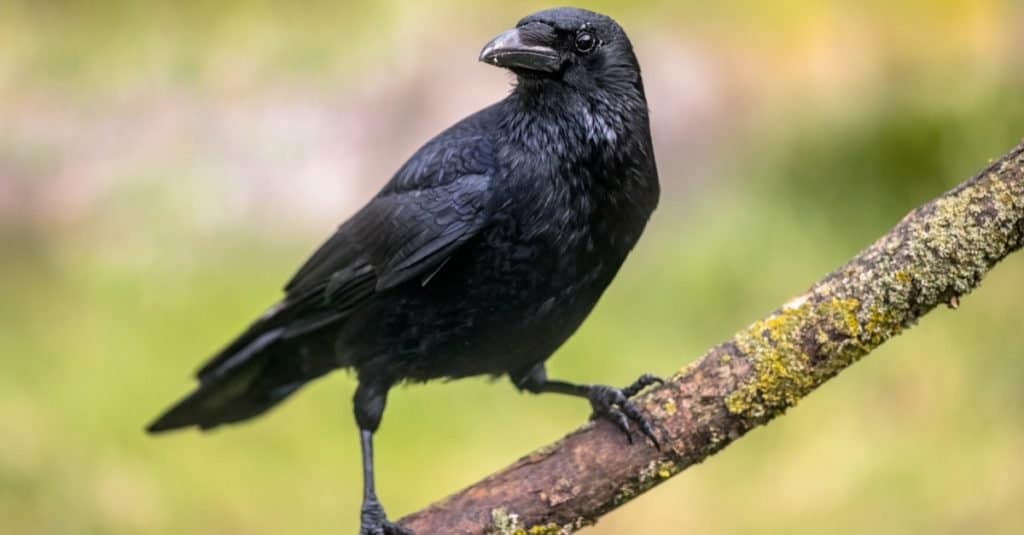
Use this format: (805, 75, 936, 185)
(2, 1, 1024, 533)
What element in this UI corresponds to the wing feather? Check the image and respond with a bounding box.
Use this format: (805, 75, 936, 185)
(194, 111, 498, 381)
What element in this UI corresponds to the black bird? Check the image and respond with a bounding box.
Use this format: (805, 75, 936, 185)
(148, 7, 661, 535)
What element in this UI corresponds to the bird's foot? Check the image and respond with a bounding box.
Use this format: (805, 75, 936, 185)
(588, 374, 663, 449)
(360, 499, 412, 535)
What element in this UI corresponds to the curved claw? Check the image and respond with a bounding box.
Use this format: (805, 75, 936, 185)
(621, 373, 664, 398)
(617, 394, 661, 449)
(361, 500, 414, 535)
(587, 377, 663, 450)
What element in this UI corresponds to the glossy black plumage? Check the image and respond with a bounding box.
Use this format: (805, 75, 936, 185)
(149, 7, 660, 534)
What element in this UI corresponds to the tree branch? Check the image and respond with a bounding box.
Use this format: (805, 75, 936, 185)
(398, 142, 1024, 535)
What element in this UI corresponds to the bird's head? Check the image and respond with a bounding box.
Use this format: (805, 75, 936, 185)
(480, 7, 642, 99)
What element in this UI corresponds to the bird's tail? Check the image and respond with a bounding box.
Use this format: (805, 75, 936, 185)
(146, 327, 329, 433)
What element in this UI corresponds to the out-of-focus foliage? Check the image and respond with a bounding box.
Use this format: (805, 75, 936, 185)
(1, 2, 1023, 534)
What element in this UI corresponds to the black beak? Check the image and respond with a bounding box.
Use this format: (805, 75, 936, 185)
(479, 28, 560, 73)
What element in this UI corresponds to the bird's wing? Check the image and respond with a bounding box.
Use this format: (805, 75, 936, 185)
(285, 171, 494, 297)
(195, 129, 497, 381)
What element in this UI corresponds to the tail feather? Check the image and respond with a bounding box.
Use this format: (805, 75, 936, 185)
(147, 327, 327, 434)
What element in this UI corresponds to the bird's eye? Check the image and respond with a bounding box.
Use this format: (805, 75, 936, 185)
(574, 31, 596, 53)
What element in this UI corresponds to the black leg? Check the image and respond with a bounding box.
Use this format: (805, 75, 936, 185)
(353, 382, 412, 535)
(511, 364, 663, 449)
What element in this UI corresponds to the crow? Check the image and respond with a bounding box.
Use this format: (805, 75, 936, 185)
(148, 7, 661, 534)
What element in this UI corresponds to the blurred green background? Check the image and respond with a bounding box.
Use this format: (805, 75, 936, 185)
(2, 1, 1023, 534)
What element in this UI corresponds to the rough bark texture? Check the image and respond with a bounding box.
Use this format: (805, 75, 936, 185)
(398, 142, 1024, 535)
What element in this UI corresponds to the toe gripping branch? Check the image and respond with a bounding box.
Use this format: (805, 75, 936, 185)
(361, 497, 412, 535)
(588, 374, 663, 449)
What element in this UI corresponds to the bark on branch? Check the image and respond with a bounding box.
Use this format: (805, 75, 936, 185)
(398, 142, 1024, 535)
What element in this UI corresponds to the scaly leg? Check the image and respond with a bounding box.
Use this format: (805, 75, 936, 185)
(354, 382, 411, 535)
